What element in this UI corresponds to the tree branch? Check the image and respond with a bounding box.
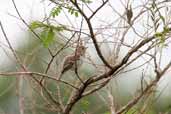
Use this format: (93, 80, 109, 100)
(70, 0, 113, 69)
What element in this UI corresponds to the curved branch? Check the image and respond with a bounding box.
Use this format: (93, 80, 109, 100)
(70, 0, 113, 69)
(87, 35, 156, 84)
(0, 71, 78, 89)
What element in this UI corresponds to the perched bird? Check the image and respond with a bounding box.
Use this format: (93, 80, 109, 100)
(61, 54, 79, 74)
(58, 45, 87, 79)
(126, 5, 133, 25)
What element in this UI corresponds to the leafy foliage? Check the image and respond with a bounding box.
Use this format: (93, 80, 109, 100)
(49, 0, 93, 18)
(30, 21, 65, 48)
(154, 27, 171, 47)
(30, 21, 45, 29)
(67, 6, 79, 17)
(51, 6, 62, 18)
(40, 28, 55, 47)
(50, 4, 79, 18)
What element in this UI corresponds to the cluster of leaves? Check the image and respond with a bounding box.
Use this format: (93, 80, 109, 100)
(155, 27, 171, 46)
(51, 5, 79, 18)
(51, 6, 62, 17)
(30, 0, 93, 47)
(30, 21, 65, 47)
(50, 0, 93, 18)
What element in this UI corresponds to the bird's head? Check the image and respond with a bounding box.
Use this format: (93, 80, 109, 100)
(76, 45, 87, 56)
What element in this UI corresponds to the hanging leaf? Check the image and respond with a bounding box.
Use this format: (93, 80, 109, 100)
(41, 28, 55, 48)
(160, 15, 165, 24)
(74, 11, 79, 17)
(50, 6, 62, 18)
(30, 21, 44, 29)
(67, 6, 79, 17)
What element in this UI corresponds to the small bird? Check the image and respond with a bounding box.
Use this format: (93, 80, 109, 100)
(126, 5, 133, 25)
(61, 54, 79, 74)
(59, 45, 87, 79)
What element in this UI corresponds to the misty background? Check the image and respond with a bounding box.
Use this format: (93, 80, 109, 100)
(0, 0, 171, 113)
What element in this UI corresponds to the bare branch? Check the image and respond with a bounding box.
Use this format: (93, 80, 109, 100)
(70, 0, 113, 69)
(0, 71, 78, 89)
(88, 0, 109, 20)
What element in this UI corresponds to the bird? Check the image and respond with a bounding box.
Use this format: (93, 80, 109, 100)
(61, 54, 79, 74)
(126, 5, 133, 25)
(58, 45, 87, 79)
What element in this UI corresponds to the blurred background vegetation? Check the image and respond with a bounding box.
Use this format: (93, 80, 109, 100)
(0, 32, 171, 114)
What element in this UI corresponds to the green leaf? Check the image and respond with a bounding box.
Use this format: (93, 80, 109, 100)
(155, 32, 162, 37)
(70, 8, 74, 15)
(30, 21, 44, 29)
(68, 6, 79, 17)
(51, 6, 62, 18)
(68, 6, 73, 13)
(160, 15, 165, 24)
(159, 35, 165, 44)
(75, 11, 79, 17)
(41, 28, 55, 48)
(163, 26, 170, 33)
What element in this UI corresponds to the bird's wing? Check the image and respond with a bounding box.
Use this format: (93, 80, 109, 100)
(61, 56, 75, 74)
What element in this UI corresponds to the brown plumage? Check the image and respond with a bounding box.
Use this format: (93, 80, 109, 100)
(61, 54, 79, 74)
(59, 45, 87, 79)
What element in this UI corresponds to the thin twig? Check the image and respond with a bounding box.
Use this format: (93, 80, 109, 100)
(70, 0, 113, 69)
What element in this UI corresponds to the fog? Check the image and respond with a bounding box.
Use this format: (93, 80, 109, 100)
(0, 0, 171, 106)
